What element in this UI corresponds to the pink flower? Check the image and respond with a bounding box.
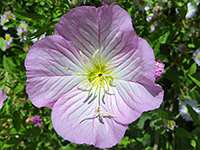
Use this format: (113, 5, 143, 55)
(30, 115, 43, 127)
(155, 60, 165, 79)
(101, 0, 117, 5)
(25, 5, 163, 148)
(0, 88, 7, 109)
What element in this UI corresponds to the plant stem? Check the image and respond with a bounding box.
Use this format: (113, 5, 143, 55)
(153, 129, 160, 150)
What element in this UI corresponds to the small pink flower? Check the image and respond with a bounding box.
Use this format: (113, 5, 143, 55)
(0, 88, 7, 109)
(30, 115, 43, 127)
(101, 0, 117, 5)
(155, 60, 165, 79)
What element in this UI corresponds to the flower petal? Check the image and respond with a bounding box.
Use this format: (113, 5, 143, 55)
(51, 87, 128, 148)
(111, 37, 156, 83)
(0, 88, 7, 109)
(54, 5, 138, 61)
(105, 80, 163, 124)
(25, 35, 86, 108)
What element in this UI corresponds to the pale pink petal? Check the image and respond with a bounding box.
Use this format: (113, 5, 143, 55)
(106, 80, 163, 124)
(52, 87, 128, 148)
(0, 88, 7, 109)
(54, 5, 138, 63)
(25, 35, 87, 108)
(111, 37, 156, 84)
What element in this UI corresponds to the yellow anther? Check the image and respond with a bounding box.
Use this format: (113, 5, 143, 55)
(21, 25, 25, 29)
(198, 54, 200, 60)
(65, 67, 68, 70)
(7, 14, 12, 19)
(36, 36, 41, 40)
(96, 106, 100, 113)
(73, 0, 78, 3)
(5, 35, 10, 41)
(3, 19, 6, 24)
(167, 120, 174, 127)
(20, 32, 24, 37)
(105, 112, 111, 116)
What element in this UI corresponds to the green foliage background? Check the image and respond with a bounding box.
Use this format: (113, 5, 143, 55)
(0, 0, 200, 149)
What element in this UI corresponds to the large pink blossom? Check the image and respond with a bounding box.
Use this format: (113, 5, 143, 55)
(0, 88, 7, 109)
(25, 5, 163, 148)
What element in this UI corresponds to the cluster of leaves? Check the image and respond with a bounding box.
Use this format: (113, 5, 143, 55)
(0, 0, 200, 149)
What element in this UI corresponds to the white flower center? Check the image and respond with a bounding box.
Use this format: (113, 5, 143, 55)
(72, 49, 117, 124)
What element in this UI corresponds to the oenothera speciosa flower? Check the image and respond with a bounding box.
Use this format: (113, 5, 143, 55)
(25, 5, 163, 148)
(0, 88, 7, 109)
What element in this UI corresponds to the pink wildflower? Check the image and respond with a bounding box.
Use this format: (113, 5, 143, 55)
(25, 5, 163, 148)
(155, 60, 165, 79)
(101, 0, 117, 5)
(0, 88, 7, 109)
(30, 115, 43, 127)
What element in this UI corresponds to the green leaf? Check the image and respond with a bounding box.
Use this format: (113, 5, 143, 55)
(176, 128, 192, 139)
(188, 75, 200, 88)
(3, 55, 16, 74)
(0, 37, 6, 51)
(13, 111, 21, 131)
(188, 63, 197, 75)
(13, 84, 24, 94)
(15, 10, 45, 19)
(118, 136, 135, 148)
(158, 31, 170, 44)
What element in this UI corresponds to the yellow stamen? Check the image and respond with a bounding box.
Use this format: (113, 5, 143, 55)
(187, 8, 190, 13)
(36, 36, 41, 40)
(79, 51, 86, 64)
(96, 106, 100, 113)
(92, 49, 99, 59)
(73, 0, 78, 3)
(7, 14, 12, 19)
(198, 54, 200, 60)
(21, 25, 25, 29)
(167, 120, 173, 127)
(65, 67, 68, 70)
(20, 32, 24, 37)
(5, 35, 10, 41)
(3, 19, 6, 24)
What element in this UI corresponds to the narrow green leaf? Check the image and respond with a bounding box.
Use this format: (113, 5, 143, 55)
(31, 21, 56, 38)
(15, 10, 45, 19)
(188, 75, 200, 88)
